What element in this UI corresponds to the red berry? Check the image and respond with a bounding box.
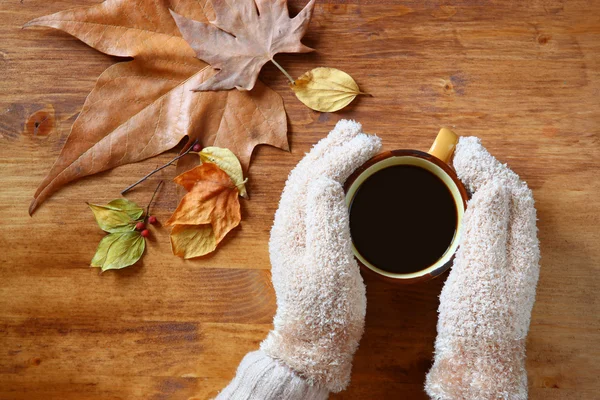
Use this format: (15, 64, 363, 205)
(148, 216, 157, 224)
(192, 143, 202, 152)
(135, 221, 145, 231)
(141, 229, 150, 238)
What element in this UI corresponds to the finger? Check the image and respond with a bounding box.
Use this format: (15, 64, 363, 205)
(271, 120, 370, 254)
(312, 132, 382, 185)
(296, 119, 368, 168)
(506, 183, 540, 339)
(437, 180, 511, 339)
(270, 129, 381, 266)
(453, 136, 522, 194)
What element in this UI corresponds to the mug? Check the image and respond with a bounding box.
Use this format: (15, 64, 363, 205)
(344, 128, 469, 284)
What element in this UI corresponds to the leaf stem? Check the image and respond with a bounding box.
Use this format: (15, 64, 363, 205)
(121, 139, 199, 195)
(146, 181, 163, 218)
(271, 58, 295, 84)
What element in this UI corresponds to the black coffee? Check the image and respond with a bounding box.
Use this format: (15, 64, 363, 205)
(349, 165, 457, 274)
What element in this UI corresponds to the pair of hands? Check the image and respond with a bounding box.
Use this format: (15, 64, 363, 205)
(218, 120, 539, 400)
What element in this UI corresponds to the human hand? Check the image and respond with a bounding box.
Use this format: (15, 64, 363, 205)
(216, 120, 381, 400)
(425, 137, 540, 400)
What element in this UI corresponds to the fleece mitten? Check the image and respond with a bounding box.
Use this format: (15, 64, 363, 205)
(425, 137, 541, 400)
(216, 120, 382, 399)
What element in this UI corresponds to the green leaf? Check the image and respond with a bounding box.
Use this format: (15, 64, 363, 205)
(88, 203, 137, 233)
(106, 198, 144, 220)
(91, 233, 122, 268)
(199, 147, 248, 198)
(91, 231, 146, 272)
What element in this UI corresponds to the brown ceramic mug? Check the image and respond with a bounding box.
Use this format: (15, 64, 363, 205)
(344, 128, 468, 284)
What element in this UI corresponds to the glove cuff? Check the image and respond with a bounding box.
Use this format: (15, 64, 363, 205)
(215, 350, 329, 400)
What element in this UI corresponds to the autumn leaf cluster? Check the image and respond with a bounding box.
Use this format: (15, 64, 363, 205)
(26, 0, 289, 214)
(27, 0, 369, 268)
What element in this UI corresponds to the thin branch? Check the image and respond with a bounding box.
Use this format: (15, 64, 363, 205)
(121, 139, 198, 195)
(271, 58, 295, 84)
(146, 181, 163, 217)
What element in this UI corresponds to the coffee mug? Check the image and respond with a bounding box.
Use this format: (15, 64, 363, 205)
(344, 128, 468, 284)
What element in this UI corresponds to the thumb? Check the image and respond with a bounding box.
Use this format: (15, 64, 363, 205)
(302, 176, 366, 392)
(304, 177, 355, 270)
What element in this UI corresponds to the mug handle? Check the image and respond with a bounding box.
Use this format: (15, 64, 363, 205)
(428, 128, 459, 163)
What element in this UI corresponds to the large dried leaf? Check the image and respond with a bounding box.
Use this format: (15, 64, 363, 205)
(26, 0, 288, 214)
(171, 0, 316, 91)
(24, 0, 202, 59)
(167, 163, 241, 258)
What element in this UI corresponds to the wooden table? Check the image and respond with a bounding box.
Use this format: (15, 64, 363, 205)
(1, 1, 598, 399)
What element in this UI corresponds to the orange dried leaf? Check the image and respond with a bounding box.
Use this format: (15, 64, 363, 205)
(170, 224, 217, 259)
(168, 163, 241, 258)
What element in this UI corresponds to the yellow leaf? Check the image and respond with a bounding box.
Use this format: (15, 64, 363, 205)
(291, 67, 366, 112)
(170, 224, 217, 259)
(199, 147, 248, 198)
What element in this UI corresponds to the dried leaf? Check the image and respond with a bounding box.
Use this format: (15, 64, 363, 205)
(26, 0, 288, 215)
(167, 163, 241, 258)
(200, 147, 248, 198)
(170, 224, 217, 259)
(88, 203, 137, 233)
(171, 0, 316, 91)
(291, 67, 366, 112)
(91, 231, 145, 272)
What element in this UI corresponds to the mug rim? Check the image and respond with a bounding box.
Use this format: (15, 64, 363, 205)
(344, 149, 469, 284)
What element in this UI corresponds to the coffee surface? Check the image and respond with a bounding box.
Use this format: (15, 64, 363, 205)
(349, 165, 457, 274)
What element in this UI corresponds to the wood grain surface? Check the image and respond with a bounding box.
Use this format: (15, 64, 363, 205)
(1, 0, 599, 399)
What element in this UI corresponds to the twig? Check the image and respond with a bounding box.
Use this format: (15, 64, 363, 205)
(271, 58, 295, 84)
(146, 181, 163, 217)
(121, 140, 198, 195)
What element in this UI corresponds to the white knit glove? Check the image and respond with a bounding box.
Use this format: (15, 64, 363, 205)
(216, 120, 382, 400)
(425, 137, 541, 400)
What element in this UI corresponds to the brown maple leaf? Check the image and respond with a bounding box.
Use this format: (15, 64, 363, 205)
(167, 162, 241, 258)
(171, 0, 316, 91)
(25, 0, 288, 215)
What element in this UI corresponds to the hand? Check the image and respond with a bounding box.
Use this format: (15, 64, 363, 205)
(216, 120, 382, 399)
(425, 137, 540, 400)
(263, 119, 382, 391)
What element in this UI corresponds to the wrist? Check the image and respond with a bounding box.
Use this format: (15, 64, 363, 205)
(215, 350, 329, 400)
